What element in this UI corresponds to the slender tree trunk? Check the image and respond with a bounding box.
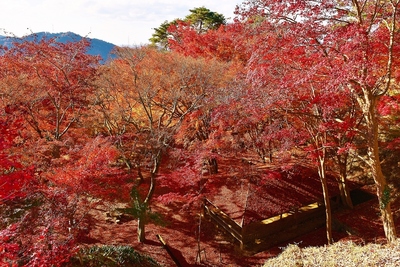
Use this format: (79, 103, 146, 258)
(136, 177, 155, 243)
(144, 171, 157, 204)
(306, 121, 333, 244)
(137, 157, 160, 243)
(318, 153, 333, 244)
(268, 140, 273, 163)
(137, 214, 146, 243)
(338, 174, 353, 209)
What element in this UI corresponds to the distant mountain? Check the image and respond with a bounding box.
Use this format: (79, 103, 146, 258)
(0, 32, 116, 62)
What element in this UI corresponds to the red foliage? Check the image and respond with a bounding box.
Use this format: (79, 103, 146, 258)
(0, 117, 79, 266)
(0, 118, 35, 203)
(47, 136, 130, 199)
(168, 20, 248, 64)
(0, 223, 20, 266)
(156, 149, 204, 206)
(378, 95, 400, 116)
(0, 37, 100, 141)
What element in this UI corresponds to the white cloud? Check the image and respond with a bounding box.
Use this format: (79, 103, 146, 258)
(0, 0, 240, 46)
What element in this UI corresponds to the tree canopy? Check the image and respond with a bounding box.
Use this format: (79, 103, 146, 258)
(149, 6, 226, 48)
(1, 2, 400, 266)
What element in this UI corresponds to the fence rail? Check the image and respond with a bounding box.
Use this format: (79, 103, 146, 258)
(203, 198, 243, 244)
(203, 197, 335, 253)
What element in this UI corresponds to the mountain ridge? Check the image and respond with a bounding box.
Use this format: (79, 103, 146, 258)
(0, 31, 116, 62)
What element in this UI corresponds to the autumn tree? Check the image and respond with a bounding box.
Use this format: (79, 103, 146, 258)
(345, 0, 400, 243)
(96, 46, 230, 242)
(1, 95, 122, 267)
(237, 0, 400, 242)
(0, 115, 80, 267)
(167, 21, 249, 64)
(0, 37, 99, 143)
(0, 117, 34, 205)
(286, 87, 358, 243)
(217, 44, 350, 243)
(174, 69, 243, 176)
(209, 84, 290, 165)
(0, 117, 34, 266)
(0, 38, 120, 265)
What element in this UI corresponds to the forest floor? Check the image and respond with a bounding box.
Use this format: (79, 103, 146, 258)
(83, 156, 400, 267)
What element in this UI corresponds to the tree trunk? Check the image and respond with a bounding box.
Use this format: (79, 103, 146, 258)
(268, 140, 273, 163)
(321, 177, 333, 244)
(318, 156, 333, 244)
(207, 158, 218, 174)
(337, 155, 353, 209)
(137, 157, 160, 243)
(361, 92, 397, 242)
(368, 132, 397, 242)
(377, 181, 397, 243)
(338, 174, 353, 209)
(51, 143, 61, 159)
(137, 214, 146, 243)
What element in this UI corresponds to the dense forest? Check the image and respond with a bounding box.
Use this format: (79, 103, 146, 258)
(1, 1, 400, 266)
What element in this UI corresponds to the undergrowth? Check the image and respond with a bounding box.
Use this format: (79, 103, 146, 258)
(67, 245, 160, 267)
(263, 240, 400, 267)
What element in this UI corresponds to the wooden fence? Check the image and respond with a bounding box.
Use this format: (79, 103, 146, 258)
(203, 198, 337, 253)
(202, 198, 243, 248)
(241, 201, 329, 252)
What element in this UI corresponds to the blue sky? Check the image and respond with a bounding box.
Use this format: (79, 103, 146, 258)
(0, 0, 239, 46)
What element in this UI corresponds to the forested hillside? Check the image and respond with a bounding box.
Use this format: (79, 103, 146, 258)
(1, 1, 400, 266)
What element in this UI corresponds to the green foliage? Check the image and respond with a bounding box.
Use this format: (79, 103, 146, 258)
(149, 20, 177, 49)
(116, 188, 166, 227)
(380, 185, 392, 210)
(68, 245, 160, 267)
(185, 7, 226, 33)
(150, 6, 226, 48)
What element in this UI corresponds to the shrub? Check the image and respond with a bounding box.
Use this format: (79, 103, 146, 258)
(67, 245, 160, 267)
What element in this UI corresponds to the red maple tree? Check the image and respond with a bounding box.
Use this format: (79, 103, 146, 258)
(236, 0, 400, 243)
(0, 37, 99, 142)
(168, 20, 248, 64)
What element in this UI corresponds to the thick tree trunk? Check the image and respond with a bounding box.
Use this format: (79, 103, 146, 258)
(377, 182, 397, 243)
(361, 92, 397, 242)
(369, 137, 397, 242)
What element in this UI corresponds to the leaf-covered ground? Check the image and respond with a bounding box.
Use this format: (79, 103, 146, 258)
(81, 155, 400, 266)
